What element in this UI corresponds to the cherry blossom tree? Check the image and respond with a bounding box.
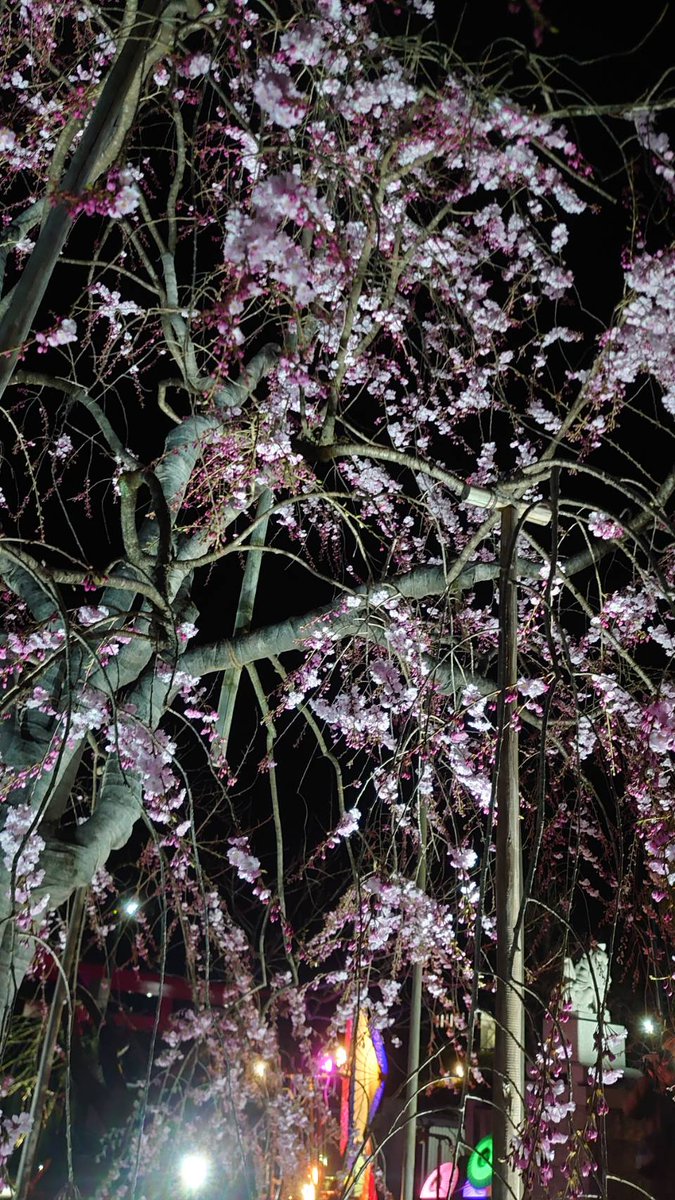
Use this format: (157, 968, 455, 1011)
(0, 1, 674, 1197)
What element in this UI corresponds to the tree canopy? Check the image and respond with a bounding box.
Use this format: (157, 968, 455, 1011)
(0, 1, 674, 1197)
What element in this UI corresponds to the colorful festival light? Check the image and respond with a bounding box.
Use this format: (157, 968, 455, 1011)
(466, 1136, 493, 1190)
(419, 1162, 460, 1199)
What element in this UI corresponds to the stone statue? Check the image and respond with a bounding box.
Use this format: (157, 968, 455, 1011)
(564, 943, 610, 1018)
(562, 954, 577, 1004)
(555, 943, 626, 1070)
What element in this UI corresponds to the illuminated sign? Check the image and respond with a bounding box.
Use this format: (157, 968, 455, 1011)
(462, 1184, 490, 1199)
(466, 1136, 493, 1190)
(419, 1162, 459, 1200)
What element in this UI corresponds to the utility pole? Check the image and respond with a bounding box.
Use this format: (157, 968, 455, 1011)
(400, 501, 541, 1200)
(400, 805, 427, 1200)
(492, 506, 525, 1200)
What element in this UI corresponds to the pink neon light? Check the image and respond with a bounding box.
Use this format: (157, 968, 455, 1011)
(419, 1163, 459, 1200)
(320, 1056, 334, 1073)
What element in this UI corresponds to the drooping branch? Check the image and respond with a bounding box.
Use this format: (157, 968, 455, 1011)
(304, 440, 552, 525)
(0, 0, 203, 399)
(10, 373, 136, 466)
(0, 0, 165, 398)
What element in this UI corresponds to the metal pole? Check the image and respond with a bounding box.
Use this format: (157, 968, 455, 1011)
(400, 805, 427, 1200)
(492, 506, 525, 1200)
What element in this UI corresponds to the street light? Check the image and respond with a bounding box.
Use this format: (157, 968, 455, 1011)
(179, 1152, 211, 1192)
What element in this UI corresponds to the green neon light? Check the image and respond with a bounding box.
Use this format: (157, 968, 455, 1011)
(466, 1136, 493, 1189)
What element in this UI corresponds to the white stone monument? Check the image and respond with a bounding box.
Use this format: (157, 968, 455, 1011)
(561, 943, 626, 1072)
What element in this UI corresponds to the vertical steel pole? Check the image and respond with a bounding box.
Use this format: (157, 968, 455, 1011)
(400, 805, 427, 1200)
(492, 507, 525, 1200)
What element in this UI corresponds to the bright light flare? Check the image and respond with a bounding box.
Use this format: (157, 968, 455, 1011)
(642, 1016, 656, 1035)
(453, 1061, 465, 1078)
(253, 1058, 267, 1078)
(122, 897, 140, 916)
(300, 1184, 316, 1200)
(179, 1151, 211, 1191)
(334, 1044, 347, 1067)
(319, 1055, 334, 1074)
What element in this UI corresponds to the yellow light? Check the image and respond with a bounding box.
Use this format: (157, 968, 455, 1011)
(454, 1061, 465, 1078)
(334, 1044, 347, 1067)
(301, 1184, 316, 1200)
(253, 1058, 267, 1078)
(311, 1165, 319, 1185)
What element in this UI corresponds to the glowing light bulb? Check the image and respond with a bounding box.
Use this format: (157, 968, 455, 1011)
(253, 1058, 267, 1078)
(179, 1152, 210, 1191)
(454, 1061, 465, 1078)
(122, 897, 140, 917)
(301, 1184, 316, 1200)
(642, 1016, 656, 1035)
(319, 1055, 334, 1073)
(311, 1165, 319, 1185)
(334, 1044, 347, 1067)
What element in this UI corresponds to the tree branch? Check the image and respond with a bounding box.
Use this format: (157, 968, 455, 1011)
(304, 440, 552, 525)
